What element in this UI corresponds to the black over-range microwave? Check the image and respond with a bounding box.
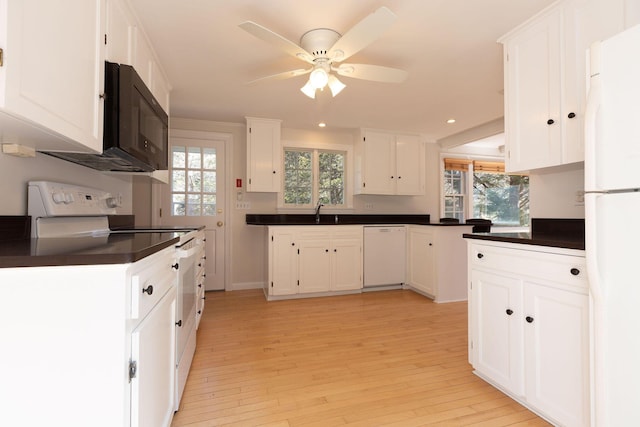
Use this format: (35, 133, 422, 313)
(43, 62, 168, 172)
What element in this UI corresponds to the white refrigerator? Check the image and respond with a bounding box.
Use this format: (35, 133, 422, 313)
(584, 24, 640, 426)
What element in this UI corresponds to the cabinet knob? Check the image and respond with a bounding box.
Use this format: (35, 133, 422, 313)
(568, 112, 576, 119)
(506, 309, 513, 316)
(272, 170, 276, 174)
(391, 176, 394, 179)
(325, 249, 329, 253)
(428, 243, 433, 246)
(198, 284, 202, 288)
(176, 320, 182, 327)
(291, 243, 295, 246)
(142, 285, 154, 295)
(526, 316, 534, 323)
(398, 176, 402, 179)
(197, 310, 201, 315)
(547, 119, 555, 125)
(477, 253, 484, 259)
(171, 263, 179, 270)
(334, 249, 337, 252)
(570, 268, 580, 276)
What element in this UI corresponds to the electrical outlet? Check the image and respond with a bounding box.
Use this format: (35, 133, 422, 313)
(236, 201, 251, 210)
(575, 190, 585, 206)
(364, 203, 374, 210)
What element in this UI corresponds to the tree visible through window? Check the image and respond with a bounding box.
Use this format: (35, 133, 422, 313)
(443, 158, 529, 226)
(283, 149, 345, 207)
(171, 146, 217, 216)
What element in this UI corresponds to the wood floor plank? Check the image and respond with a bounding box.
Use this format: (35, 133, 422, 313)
(170, 289, 550, 427)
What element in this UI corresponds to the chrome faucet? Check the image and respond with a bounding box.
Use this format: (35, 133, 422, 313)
(315, 200, 324, 224)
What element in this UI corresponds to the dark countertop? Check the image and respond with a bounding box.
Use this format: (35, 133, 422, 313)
(0, 232, 180, 268)
(463, 218, 585, 250)
(246, 213, 473, 226)
(0, 216, 183, 268)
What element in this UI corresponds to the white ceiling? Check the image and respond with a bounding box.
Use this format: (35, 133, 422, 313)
(129, 0, 555, 142)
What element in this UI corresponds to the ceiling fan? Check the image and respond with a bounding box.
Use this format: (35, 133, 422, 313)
(239, 6, 408, 99)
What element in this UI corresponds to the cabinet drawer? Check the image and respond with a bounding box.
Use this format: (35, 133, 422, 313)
(470, 243, 587, 292)
(130, 251, 177, 320)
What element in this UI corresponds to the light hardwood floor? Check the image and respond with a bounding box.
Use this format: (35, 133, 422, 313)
(171, 289, 549, 426)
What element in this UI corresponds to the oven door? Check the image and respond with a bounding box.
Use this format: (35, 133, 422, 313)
(175, 242, 199, 361)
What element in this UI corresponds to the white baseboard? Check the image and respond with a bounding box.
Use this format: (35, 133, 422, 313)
(229, 281, 264, 291)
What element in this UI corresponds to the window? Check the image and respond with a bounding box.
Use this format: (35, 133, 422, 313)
(170, 146, 217, 216)
(443, 158, 529, 226)
(283, 148, 345, 207)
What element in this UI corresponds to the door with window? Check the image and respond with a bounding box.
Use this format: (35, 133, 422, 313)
(159, 130, 227, 291)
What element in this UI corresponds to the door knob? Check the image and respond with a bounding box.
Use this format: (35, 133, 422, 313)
(217, 221, 223, 227)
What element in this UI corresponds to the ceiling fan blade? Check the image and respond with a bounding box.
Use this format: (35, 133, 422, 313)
(334, 63, 408, 83)
(328, 7, 397, 62)
(239, 21, 313, 63)
(246, 68, 311, 85)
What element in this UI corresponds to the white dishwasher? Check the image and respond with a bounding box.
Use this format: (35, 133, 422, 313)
(363, 226, 406, 288)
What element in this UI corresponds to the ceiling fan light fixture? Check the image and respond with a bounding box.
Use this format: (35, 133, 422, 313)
(328, 75, 346, 97)
(300, 80, 316, 98)
(309, 67, 329, 89)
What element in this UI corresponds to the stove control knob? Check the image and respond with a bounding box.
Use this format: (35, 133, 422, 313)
(52, 192, 66, 204)
(106, 197, 119, 208)
(64, 193, 75, 204)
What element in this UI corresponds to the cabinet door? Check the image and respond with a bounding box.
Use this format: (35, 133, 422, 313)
(361, 131, 395, 194)
(1, 0, 105, 153)
(471, 270, 525, 396)
(270, 230, 298, 296)
(247, 118, 281, 192)
(523, 282, 590, 427)
(504, 10, 562, 172)
(298, 239, 331, 293)
(395, 135, 424, 195)
(331, 238, 362, 291)
(407, 228, 435, 296)
(130, 287, 176, 427)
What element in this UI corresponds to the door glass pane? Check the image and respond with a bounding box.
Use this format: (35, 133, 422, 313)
(170, 146, 217, 216)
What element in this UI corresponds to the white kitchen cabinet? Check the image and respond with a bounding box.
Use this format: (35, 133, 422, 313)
(246, 117, 282, 192)
(130, 285, 176, 427)
(467, 240, 589, 426)
(405, 225, 472, 302)
(499, 0, 627, 172)
(105, 0, 171, 113)
(267, 225, 362, 298)
(0, 246, 179, 427)
(298, 233, 331, 293)
(268, 227, 299, 296)
(195, 233, 207, 329)
(354, 129, 425, 195)
(0, 0, 105, 153)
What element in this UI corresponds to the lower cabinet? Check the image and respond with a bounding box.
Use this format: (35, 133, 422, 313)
(267, 226, 362, 298)
(468, 240, 590, 427)
(406, 225, 472, 302)
(0, 246, 179, 427)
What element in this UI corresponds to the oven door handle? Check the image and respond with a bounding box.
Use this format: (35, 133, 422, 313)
(176, 246, 200, 259)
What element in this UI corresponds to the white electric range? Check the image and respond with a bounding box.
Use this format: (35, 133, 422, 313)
(27, 180, 205, 410)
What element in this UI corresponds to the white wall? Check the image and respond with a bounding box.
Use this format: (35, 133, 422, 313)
(529, 163, 585, 218)
(0, 151, 132, 216)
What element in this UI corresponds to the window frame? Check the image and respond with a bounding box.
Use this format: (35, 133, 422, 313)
(278, 140, 353, 210)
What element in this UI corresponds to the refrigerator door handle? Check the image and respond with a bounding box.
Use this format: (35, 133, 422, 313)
(584, 70, 602, 192)
(585, 193, 603, 301)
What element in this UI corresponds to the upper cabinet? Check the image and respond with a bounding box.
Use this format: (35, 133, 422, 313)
(499, 0, 634, 173)
(354, 129, 425, 195)
(0, 0, 106, 153)
(105, 0, 171, 113)
(246, 117, 282, 192)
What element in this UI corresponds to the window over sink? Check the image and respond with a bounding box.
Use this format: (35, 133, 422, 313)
(281, 148, 346, 208)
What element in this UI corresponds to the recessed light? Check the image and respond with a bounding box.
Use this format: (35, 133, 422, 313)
(318, 122, 326, 128)
(447, 119, 456, 124)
